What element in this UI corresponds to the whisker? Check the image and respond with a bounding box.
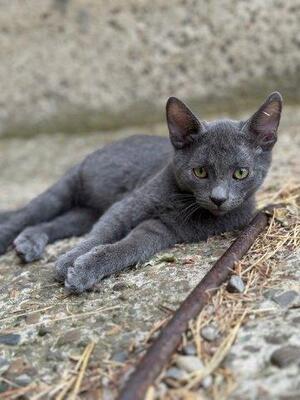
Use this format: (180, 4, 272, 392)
(180, 201, 200, 222)
(182, 203, 201, 223)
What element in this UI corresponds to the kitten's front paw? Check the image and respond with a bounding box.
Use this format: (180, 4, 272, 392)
(55, 250, 78, 282)
(64, 253, 102, 294)
(14, 230, 48, 263)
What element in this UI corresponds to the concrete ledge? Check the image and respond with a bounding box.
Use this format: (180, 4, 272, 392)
(1, 0, 299, 136)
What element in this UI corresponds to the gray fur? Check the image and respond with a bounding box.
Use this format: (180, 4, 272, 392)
(0, 92, 282, 293)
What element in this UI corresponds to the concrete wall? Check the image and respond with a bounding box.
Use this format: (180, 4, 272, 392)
(0, 0, 299, 136)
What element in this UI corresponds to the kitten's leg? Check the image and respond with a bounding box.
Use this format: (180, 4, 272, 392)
(13, 208, 98, 264)
(65, 219, 177, 293)
(55, 191, 156, 280)
(0, 168, 78, 255)
(0, 210, 17, 224)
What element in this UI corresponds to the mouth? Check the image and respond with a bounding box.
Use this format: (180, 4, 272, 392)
(209, 208, 227, 216)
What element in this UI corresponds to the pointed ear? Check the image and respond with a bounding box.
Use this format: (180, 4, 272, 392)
(166, 97, 203, 149)
(244, 92, 283, 150)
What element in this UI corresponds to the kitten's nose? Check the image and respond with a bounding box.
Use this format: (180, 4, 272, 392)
(210, 196, 226, 207)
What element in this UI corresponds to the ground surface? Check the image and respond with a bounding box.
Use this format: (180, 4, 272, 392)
(0, 107, 299, 399)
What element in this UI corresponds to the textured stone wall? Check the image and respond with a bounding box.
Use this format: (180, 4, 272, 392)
(0, 0, 299, 136)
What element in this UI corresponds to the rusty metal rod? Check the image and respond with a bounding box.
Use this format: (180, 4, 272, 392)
(118, 211, 269, 400)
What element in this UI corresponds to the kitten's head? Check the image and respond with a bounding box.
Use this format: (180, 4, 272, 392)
(166, 92, 282, 215)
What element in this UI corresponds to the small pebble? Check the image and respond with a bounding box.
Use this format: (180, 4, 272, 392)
(57, 329, 81, 346)
(270, 345, 300, 368)
(201, 375, 213, 388)
(112, 351, 128, 363)
(182, 343, 197, 356)
(244, 345, 259, 353)
(201, 325, 218, 342)
(14, 374, 32, 386)
(272, 290, 298, 308)
(0, 334, 21, 346)
(175, 355, 203, 373)
(156, 382, 168, 397)
(264, 334, 289, 345)
(112, 282, 128, 291)
(0, 358, 10, 375)
(164, 367, 188, 380)
(25, 313, 40, 325)
(227, 275, 245, 293)
(46, 350, 65, 362)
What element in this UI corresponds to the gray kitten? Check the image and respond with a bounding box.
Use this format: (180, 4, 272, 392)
(0, 92, 282, 293)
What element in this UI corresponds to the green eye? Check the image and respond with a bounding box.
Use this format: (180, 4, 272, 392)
(193, 167, 208, 179)
(233, 168, 249, 180)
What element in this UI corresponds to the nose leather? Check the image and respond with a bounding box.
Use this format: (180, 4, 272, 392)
(210, 196, 226, 207)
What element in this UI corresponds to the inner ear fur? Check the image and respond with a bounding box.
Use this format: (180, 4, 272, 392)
(244, 91, 283, 150)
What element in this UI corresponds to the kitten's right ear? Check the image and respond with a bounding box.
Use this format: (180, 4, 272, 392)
(243, 92, 283, 151)
(166, 97, 203, 149)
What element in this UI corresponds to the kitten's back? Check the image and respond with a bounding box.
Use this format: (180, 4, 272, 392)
(79, 134, 172, 210)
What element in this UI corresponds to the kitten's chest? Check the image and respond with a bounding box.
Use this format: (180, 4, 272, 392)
(161, 208, 242, 243)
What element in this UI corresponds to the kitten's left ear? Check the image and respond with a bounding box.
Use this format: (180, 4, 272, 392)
(243, 92, 283, 150)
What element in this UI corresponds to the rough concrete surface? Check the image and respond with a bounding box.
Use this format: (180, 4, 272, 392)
(1, 0, 300, 136)
(0, 105, 299, 399)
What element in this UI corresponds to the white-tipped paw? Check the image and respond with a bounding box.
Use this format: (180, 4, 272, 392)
(14, 231, 48, 263)
(55, 251, 78, 282)
(64, 252, 104, 294)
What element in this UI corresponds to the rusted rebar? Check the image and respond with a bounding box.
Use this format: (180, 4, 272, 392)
(118, 211, 269, 400)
